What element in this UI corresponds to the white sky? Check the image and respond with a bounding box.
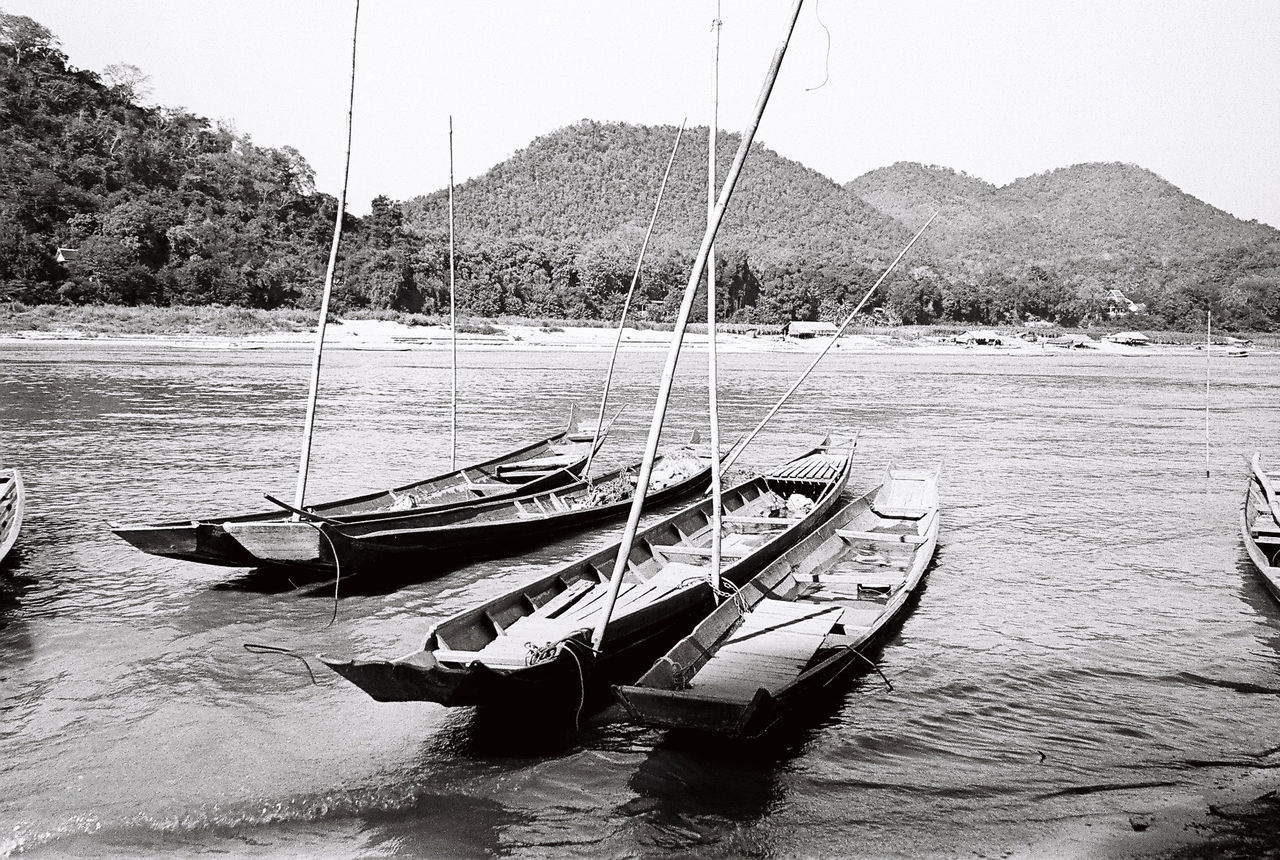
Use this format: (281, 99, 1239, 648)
(8, 0, 1280, 227)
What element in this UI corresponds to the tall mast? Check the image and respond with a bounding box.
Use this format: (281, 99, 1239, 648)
(585, 122, 687, 477)
(592, 0, 806, 650)
(706, 0, 725, 592)
(293, 0, 360, 513)
(448, 116, 458, 470)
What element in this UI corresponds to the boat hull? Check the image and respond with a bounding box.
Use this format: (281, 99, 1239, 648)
(320, 442, 854, 710)
(111, 413, 598, 567)
(616, 466, 940, 739)
(0, 468, 24, 567)
(1242, 456, 1280, 604)
(313, 458, 713, 575)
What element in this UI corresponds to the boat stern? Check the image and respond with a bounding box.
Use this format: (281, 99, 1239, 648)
(613, 685, 771, 738)
(222, 520, 325, 568)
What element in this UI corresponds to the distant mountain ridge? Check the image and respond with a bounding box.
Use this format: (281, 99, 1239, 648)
(402, 120, 915, 264)
(847, 160, 1277, 263)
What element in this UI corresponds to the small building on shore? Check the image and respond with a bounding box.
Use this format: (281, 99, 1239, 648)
(1105, 331, 1150, 346)
(786, 321, 838, 339)
(955, 329, 1003, 346)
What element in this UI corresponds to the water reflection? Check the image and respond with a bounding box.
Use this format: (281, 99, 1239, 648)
(621, 738, 787, 854)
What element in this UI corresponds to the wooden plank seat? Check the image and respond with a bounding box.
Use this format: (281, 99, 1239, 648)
(722, 514, 803, 526)
(528, 579, 594, 617)
(651, 532, 760, 561)
(836, 528, 926, 545)
(652, 544, 751, 560)
(597, 562, 709, 621)
(818, 568, 906, 591)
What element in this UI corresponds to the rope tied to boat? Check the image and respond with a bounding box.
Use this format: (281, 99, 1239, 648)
(301, 521, 344, 627)
(849, 648, 894, 692)
(557, 638, 593, 734)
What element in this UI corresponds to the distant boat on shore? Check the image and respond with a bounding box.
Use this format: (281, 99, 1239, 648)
(1104, 331, 1150, 346)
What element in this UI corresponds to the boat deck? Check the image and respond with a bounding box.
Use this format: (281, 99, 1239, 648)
(689, 599, 843, 696)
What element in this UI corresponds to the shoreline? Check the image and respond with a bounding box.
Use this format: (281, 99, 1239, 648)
(0, 318, 1262, 357)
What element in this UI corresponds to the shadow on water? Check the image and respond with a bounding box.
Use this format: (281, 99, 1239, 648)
(618, 737, 786, 855)
(212, 564, 347, 595)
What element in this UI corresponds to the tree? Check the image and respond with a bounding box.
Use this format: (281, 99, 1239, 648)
(0, 11, 64, 66)
(101, 62, 151, 103)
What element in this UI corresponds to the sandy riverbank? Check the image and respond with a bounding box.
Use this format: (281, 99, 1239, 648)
(0, 318, 1241, 357)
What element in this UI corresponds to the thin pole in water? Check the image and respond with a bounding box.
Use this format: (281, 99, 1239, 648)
(707, 0, 724, 592)
(584, 121, 688, 477)
(448, 116, 458, 471)
(591, 0, 806, 651)
(722, 211, 938, 473)
(1205, 310, 1211, 479)
(293, 0, 360, 514)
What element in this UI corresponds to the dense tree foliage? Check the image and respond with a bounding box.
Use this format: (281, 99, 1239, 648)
(4, 11, 1278, 331)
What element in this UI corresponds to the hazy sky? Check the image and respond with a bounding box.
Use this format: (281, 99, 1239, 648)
(8, 0, 1280, 227)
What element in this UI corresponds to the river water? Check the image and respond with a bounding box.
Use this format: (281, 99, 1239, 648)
(1, 339, 1278, 858)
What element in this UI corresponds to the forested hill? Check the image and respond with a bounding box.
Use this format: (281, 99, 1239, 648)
(3, 9, 1278, 330)
(0, 10, 340, 308)
(846, 160, 1280, 329)
(848, 161, 1277, 263)
(403, 120, 912, 263)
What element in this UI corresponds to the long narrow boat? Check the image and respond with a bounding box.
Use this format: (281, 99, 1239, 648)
(110, 408, 604, 567)
(1243, 453, 1280, 603)
(225, 439, 716, 574)
(321, 439, 853, 709)
(615, 464, 939, 739)
(0, 468, 24, 567)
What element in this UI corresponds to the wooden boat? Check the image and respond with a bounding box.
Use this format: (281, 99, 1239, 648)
(110, 408, 606, 567)
(1243, 453, 1280, 603)
(224, 439, 715, 574)
(0, 468, 24, 567)
(321, 440, 853, 709)
(614, 464, 939, 739)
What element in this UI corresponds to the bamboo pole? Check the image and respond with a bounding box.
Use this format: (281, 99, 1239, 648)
(1204, 310, 1210, 479)
(707, 0, 724, 592)
(591, 0, 805, 651)
(584, 120, 688, 476)
(449, 116, 458, 471)
(721, 211, 938, 473)
(293, 0, 360, 513)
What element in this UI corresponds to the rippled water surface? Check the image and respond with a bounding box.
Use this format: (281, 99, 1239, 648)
(2, 341, 1279, 857)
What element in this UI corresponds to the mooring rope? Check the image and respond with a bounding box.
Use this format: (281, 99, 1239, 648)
(849, 648, 894, 692)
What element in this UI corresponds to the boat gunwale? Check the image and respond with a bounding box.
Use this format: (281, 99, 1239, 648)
(0, 468, 24, 564)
